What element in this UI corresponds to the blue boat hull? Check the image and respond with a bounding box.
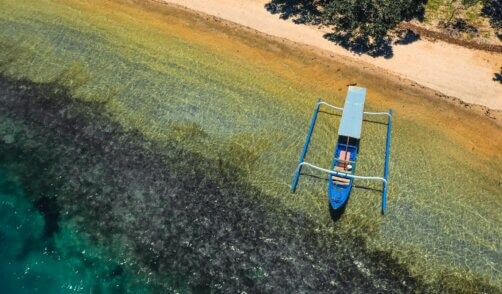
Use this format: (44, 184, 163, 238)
(328, 143, 358, 210)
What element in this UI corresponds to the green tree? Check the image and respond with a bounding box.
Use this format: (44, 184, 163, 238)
(442, 0, 484, 26)
(266, 0, 426, 56)
(322, 0, 425, 56)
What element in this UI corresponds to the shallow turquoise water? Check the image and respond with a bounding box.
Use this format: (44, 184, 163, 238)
(0, 166, 152, 294)
(0, 74, 439, 293)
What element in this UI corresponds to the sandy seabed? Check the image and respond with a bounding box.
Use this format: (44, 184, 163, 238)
(158, 0, 502, 112)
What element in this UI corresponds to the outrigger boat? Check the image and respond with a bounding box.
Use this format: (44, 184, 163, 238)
(291, 86, 393, 214)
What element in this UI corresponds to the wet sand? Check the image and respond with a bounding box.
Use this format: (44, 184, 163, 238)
(157, 0, 502, 113)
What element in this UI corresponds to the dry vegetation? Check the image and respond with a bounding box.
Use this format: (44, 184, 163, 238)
(421, 0, 501, 44)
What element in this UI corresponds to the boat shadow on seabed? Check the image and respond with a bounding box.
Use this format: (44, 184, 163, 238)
(298, 172, 383, 223)
(328, 184, 383, 222)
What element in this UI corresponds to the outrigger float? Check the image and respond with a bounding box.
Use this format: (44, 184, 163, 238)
(291, 86, 392, 214)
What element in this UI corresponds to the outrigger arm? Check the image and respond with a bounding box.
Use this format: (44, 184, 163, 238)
(291, 99, 393, 214)
(295, 161, 388, 185)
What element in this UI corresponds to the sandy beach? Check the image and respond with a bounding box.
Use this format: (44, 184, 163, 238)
(157, 0, 502, 111)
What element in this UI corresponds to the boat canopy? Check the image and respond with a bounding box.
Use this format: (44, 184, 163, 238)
(338, 86, 366, 139)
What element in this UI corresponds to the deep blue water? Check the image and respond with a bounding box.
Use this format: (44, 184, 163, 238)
(0, 166, 152, 293)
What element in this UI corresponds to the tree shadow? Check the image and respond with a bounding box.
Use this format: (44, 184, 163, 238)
(394, 29, 421, 45)
(482, 0, 502, 32)
(323, 32, 394, 58)
(265, 0, 426, 58)
(493, 71, 502, 84)
(265, 0, 323, 25)
(441, 18, 480, 38)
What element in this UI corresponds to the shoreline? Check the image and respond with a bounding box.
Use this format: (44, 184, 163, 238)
(153, 0, 502, 118)
(2, 0, 501, 290)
